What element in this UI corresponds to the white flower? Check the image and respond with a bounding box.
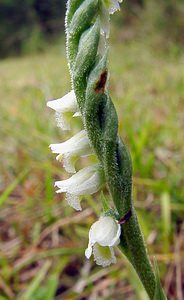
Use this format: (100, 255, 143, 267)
(55, 165, 104, 211)
(100, 0, 123, 38)
(49, 130, 92, 173)
(47, 90, 80, 130)
(85, 216, 121, 267)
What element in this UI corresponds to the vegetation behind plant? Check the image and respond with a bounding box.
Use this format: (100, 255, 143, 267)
(0, 0, 183, 299)
(0, 0, 184, 57)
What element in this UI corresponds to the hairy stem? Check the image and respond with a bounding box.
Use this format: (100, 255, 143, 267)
(65, 1, 166, 299)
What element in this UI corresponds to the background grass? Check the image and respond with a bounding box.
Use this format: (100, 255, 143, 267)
(0, 21, 184, 300)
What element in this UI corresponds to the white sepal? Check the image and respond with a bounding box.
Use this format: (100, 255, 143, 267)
(47, 90, 80, 130)
(100, 4, 110, 38)
(49, 130, 92, 173)
(85, 216, 121, 267)
(100, 0, 123, 38)
(108, 0, 122, 14)
(55, 165, 104, 211)
(98, 28, 108, 55)
(47, 90, 77, 112)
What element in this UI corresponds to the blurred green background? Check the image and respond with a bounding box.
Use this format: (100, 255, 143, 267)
(0, 0, 184, 299)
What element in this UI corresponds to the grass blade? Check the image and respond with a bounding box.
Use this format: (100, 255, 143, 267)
(0, 169, 29, 207)
(154, 260, 167, 300)
(20, 260, 51, 300)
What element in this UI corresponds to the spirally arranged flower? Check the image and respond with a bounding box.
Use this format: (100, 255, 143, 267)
(47, 90, 121, 266)
(85, 216, 121, 267)
(46, 1, 168, 298)
(47, 2, 123, 269)
(47, 91, 104, 211)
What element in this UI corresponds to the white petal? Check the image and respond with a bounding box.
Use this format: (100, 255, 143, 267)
(108, 0, 121, 14)
(64, 130, 90, 155)
(66, 193, 82, 211)
(55, 165, 103, 196)
(93, 244, 116, 267)
(47, 91, 80, 130)
(50, 130, 92, 173)
(55, 182, 68, 193)
(85, 216, 121, 266)
(108, 223, 121, 247)
(50, 130, 91, 156)
(50, 143, 65, 154)
(89, 216, 121, 247)
(70, 171, 102, 195)
(100, 0, 123, 37)
(47, 90, 78, 112)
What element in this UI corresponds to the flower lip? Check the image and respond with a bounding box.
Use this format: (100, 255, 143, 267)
(93, 244, 116, 267)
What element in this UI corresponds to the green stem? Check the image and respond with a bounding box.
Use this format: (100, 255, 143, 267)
(65, 1, 167, 299)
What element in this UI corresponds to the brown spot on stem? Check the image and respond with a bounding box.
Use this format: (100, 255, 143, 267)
(95, 70, 108, 93)
(118, 209, 132, 225)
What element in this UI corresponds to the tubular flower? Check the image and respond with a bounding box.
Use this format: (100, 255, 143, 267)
(49, 130, 92, 173)
(55, 165, 104, 211)
(85, 216, 121, 267)
(100, 0, 123, 38)
(47, 90, 80, 130)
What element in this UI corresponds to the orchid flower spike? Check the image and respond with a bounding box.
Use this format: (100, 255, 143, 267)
(47, 90, 80, 130)
(100, 0, 123, 38)
(85, 216, 121, 267)
(49, 130, 92, 173)
(55, 164, 104, 211)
